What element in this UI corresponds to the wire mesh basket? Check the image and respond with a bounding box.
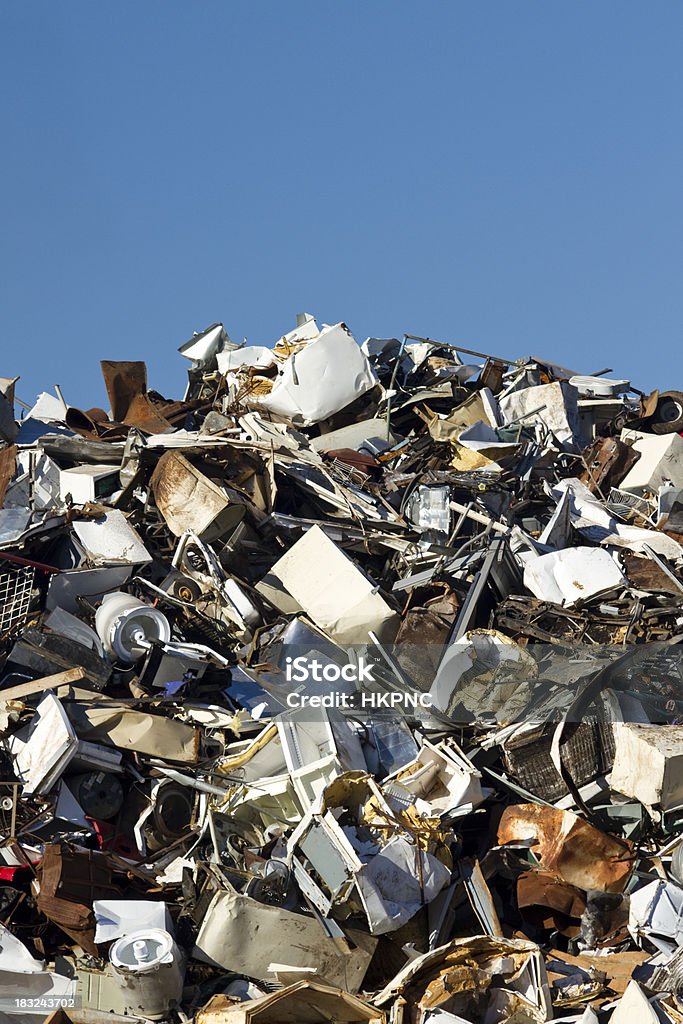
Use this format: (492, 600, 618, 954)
(0, 564, 35, 637)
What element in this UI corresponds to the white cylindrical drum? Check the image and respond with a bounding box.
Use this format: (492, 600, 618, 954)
(95, 593, 171, 662)
(109, 928, 184, 1019)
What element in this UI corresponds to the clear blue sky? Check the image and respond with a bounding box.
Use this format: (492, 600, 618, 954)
(2, 3, 681, 411)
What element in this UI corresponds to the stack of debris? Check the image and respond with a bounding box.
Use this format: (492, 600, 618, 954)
(1, 315, 683, 1023)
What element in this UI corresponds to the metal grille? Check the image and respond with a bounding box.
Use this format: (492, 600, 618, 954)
(329, 458, 370, 488)
(607, 487, 655, 520)
(0, 565, 35, 635)
(502, 719, 616, 803)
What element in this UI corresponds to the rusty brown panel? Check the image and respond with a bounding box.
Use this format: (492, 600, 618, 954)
(323, 448, 379, 472)
(100, 360, 148, 422)
(36, 892, 98, 956)
(497, 803, 633, 893)
(0, 443, 17, 507)
(394, 591, 459, 690)
(623, 551, 683, 595)
(395, 609, 454, 691)
(479, 358, 507, 395)
(36, 842, 119, 953)
(517, 870, 586, 917)
(546, 947, 649, 997)
(397, 609, 452, 648)
(580, 436, 641, 493)
(122, 392, 174, 433)
(38, 842, 116, 900)
(148, 398, 197, 425)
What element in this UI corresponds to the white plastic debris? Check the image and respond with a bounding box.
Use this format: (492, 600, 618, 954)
(226, 322, 377, 426)
(610, 724, 683, 812)
(523, 546, 626, 607)
(620, 428, 683, 495)
(265, 524, 399, 644)
(10, 693, 78, 795)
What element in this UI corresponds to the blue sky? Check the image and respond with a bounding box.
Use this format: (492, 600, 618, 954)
(1, 3, 681, 411)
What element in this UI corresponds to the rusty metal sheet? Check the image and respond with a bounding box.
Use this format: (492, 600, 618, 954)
(0, 443, 17, 507)
(395, 591, 459, 690)
(517, 869, 586, 936)
(623, 550, 683, 596)
(323, 448, 379, 473)
(100, 360, 148, 423)
(580, 436, 641, 494)
(547, 948, 649, 999)
(64, 406, 128, 440)
(64, 407, 104, 437)
(37, 842, 118, 955)
(100, 359, 181, 433)
(122, 392, 175, 433)
(36, 892, 99, 955)
(150, 450, 246, 539)
(497, 804, 633, 893)
(479, 357, 507, 394)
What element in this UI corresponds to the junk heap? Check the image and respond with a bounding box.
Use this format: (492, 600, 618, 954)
(1, 316, 683, 1023)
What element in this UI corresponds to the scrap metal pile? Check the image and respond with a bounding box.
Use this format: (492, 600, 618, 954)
(1, 315, 683, 1022)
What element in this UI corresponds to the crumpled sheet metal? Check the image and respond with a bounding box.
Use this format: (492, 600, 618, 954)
(516, 869, 587, 937)
(374, 935, 552, 1023)
(193, 884, 377, 990)
(101, 359, 191, 433)
(497, 804, 634, 893)
(67, 695, 203, 762)
(150, 449, 250, 539)
(223, 321, 377, 426)
(197, 981, 386, 1024)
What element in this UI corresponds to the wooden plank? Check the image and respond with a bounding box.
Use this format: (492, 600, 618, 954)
(0, 666, 87, 702)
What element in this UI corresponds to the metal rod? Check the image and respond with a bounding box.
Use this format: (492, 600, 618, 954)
(403, 334, 513, 365)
